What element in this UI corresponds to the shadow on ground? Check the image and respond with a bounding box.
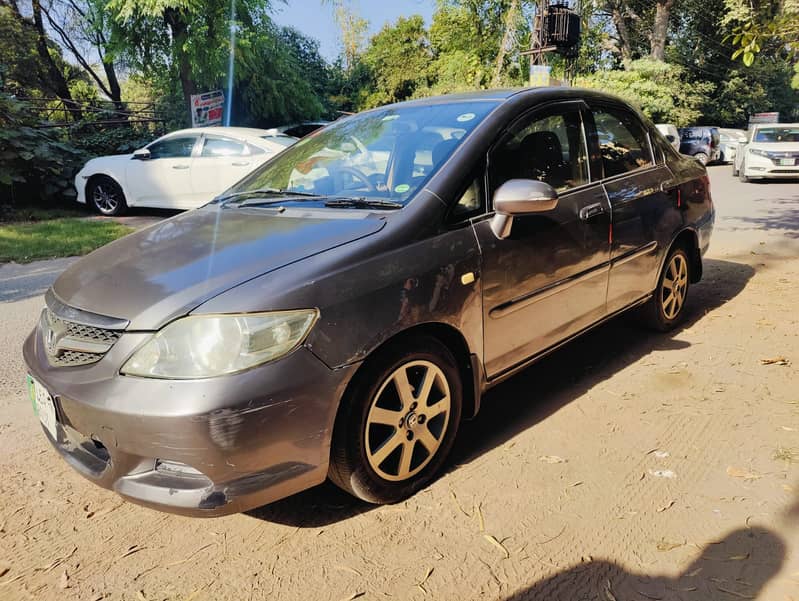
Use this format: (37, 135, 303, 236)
(503, 526, 785, 601)
(248, 258, 755, 527)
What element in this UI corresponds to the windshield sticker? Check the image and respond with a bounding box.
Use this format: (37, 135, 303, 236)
(457, 112, 476, 122)
(394, 184, 410, 193)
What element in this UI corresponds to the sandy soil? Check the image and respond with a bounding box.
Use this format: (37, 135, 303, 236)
(1, 166, 797, 601)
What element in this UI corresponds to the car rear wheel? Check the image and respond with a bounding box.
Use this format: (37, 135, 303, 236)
(88, 176, 127, 216)
(642, 246, 691, 332)
(329, 336, 462, 504)
(694, 152, 709, 165)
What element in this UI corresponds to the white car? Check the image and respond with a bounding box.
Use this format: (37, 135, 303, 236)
(717, 127, 747, 164)
(75, 127, 297, 215)
(655, 123, 680, 151)
(733, 123, 799, 182)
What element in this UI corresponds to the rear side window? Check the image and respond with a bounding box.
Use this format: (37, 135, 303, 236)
(147, 136, 198, 159)
(592, 107, 653, 177)
(201, 137, 246, 157)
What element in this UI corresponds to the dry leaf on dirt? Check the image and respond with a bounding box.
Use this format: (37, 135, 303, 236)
(656, 540, 684, 551)
(483, 534, 510, 558)
(760, 357, 789, 366)
(726, 466, 762, 481)
(539, 455, 567, 464)
(58, 569, 69, 589)
(657, 500, 676, 513)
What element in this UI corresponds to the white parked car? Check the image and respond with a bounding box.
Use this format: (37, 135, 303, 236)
(655, 123, 680, 151)
(717, 127, 747, 164)
(733, 123, 799, 182)
(75, 127, 297, 215)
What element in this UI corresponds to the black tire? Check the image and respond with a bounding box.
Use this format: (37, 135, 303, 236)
(641, 246, 691, 332)
(88, 175, 127, 216)
(732, 163, 739, 177)
(329, 335, 463, 504)
(739, 159, 750, 183)
(718, 151, 725, 164)
(694, 152, 709, 166)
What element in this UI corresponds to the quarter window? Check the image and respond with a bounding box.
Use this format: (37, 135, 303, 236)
(592, 108, 653, 177)
(147, 136, 198, 159)
(489, 109, 589, 194)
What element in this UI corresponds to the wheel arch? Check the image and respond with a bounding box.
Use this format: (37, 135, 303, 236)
(667, 228, 702, 284)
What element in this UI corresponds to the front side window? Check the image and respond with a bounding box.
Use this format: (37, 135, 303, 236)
(489, 109, 589, 194)
(201, 137, 246, 157)
(147, 136, 198, 159)
(226, 101, 498, 206)
(592, 107, 653, 177)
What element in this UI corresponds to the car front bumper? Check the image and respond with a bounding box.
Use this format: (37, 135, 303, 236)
(23, 326, 358, 517)
(75, 171, 88, 204)
(743, 154, 799, 179)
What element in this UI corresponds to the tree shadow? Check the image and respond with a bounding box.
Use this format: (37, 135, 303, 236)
(504, 526, 785, 601)
(248, 258, 755, 526)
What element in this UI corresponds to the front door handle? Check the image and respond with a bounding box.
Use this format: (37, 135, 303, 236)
(172, 164, 190, 170)
(232, 161, 251, 167)
(579, 203, 605, 221)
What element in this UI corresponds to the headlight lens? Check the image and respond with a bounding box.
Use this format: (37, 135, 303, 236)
(749, 148, 769, 158)
(121, 310, 318, 379)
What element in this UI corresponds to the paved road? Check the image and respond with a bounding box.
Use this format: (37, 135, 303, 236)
(0, 166, 797, 601)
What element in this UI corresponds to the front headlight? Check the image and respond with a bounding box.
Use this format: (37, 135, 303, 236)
(749, 148, 769, 158)
(121, 310, 318, 379)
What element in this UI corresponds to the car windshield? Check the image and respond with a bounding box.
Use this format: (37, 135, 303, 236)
(224, 101, 498, 206)
(753, 127, 799, 143)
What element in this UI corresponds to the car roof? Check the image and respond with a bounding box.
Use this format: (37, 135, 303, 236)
(165, 126, 290, 140)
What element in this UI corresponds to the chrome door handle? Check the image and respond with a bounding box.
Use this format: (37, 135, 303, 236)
(172, 165, 190, 170)
(232, 161, 251, 167)
(579, 203, 605, 221)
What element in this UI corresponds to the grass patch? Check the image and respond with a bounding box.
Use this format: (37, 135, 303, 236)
(0, 218, 134, 263)
(0, 206, 90, 224)
(773, 447, 798, 464)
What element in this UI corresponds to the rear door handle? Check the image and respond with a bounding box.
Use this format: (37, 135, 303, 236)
(579, 203, 605, 221)
(172, 164, 190, 170)
(232, 161, 251, 167)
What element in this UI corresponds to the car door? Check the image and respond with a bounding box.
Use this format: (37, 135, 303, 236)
(125, 134, 199, 208)
(189, 135, 255, 207)
(474, 101, 611, 378)
(587, 103, 674, 313)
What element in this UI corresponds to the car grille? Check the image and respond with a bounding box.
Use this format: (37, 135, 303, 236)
(41, 308, 124, 367)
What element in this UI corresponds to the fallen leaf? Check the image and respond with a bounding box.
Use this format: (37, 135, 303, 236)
(657, 500, 676, 513)
(0, 568, 8, 578)
(714, 586, 755, 599)
(649, 469, 677, 479)
(657, 540, 684, 552)
(59, 569, 69, 589)
(760, 357, 789, 366)
(340, 593, 365, 601)
(539, 455, 567, 464)
(726, 466, 762, 481)
(449, 490, 471, 517)
(483, 534, 510, 558)
(476, 503, 485, 532)
(137, 592, 147, 601)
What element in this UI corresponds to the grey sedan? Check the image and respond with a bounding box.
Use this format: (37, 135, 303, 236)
(24, 89, 714, 516)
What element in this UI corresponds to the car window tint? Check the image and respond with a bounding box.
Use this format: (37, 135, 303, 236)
(592, 108, 653, 177)
(201, 137, 246, 157)
(452, 177, 483, 219)
(147, 136, 197, 159)
(489, 109, 588, 193)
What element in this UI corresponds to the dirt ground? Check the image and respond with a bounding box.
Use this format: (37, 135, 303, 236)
(1, 166, 797, 601)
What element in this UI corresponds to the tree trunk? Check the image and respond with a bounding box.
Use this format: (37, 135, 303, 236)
(608, 2, 634, 62)
(650, 0, 675, 61)
(491, 0, 520, 87)
(31, 0, 82, 120)
(164, 7, 195, 123)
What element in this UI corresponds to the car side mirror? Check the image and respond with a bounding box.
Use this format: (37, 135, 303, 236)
(490, 179, 558, 240)
(132, 148, 151, 160)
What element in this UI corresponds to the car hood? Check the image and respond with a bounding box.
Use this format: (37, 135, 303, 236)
(748, 142, 799, 152)
(83, 154, 133, 169)
(52, 206, 386, 330)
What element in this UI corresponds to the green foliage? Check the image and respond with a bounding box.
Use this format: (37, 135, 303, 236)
(69, 126, 155, 156)
(0, 217, 133, 263)
(0, 94, 86, 204)
(577, 59, 713, 126)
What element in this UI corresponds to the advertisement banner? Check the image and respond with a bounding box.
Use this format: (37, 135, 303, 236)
(191, 90, 225, 127)
(749, 112, 779, 125)
(529, 65, 552, 88)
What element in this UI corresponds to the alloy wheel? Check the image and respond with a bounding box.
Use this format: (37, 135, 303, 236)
(93, 184, 119, 214)
(661, 253, 688, 320)
(364, 360, 451, 482)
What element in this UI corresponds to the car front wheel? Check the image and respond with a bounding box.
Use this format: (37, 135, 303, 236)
(88, 175, 127, 216)
(329, 336, 462, 504)
(739, 159, 750, 183)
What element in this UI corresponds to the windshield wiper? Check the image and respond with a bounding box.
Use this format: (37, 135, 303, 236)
(215, 188, 322, 204)
(323, 197, 403, 210)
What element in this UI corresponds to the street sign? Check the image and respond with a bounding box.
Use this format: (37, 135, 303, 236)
(191, 90, 225, 127)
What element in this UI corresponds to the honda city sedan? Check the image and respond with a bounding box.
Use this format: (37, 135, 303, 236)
(24, 88, 714, 516)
